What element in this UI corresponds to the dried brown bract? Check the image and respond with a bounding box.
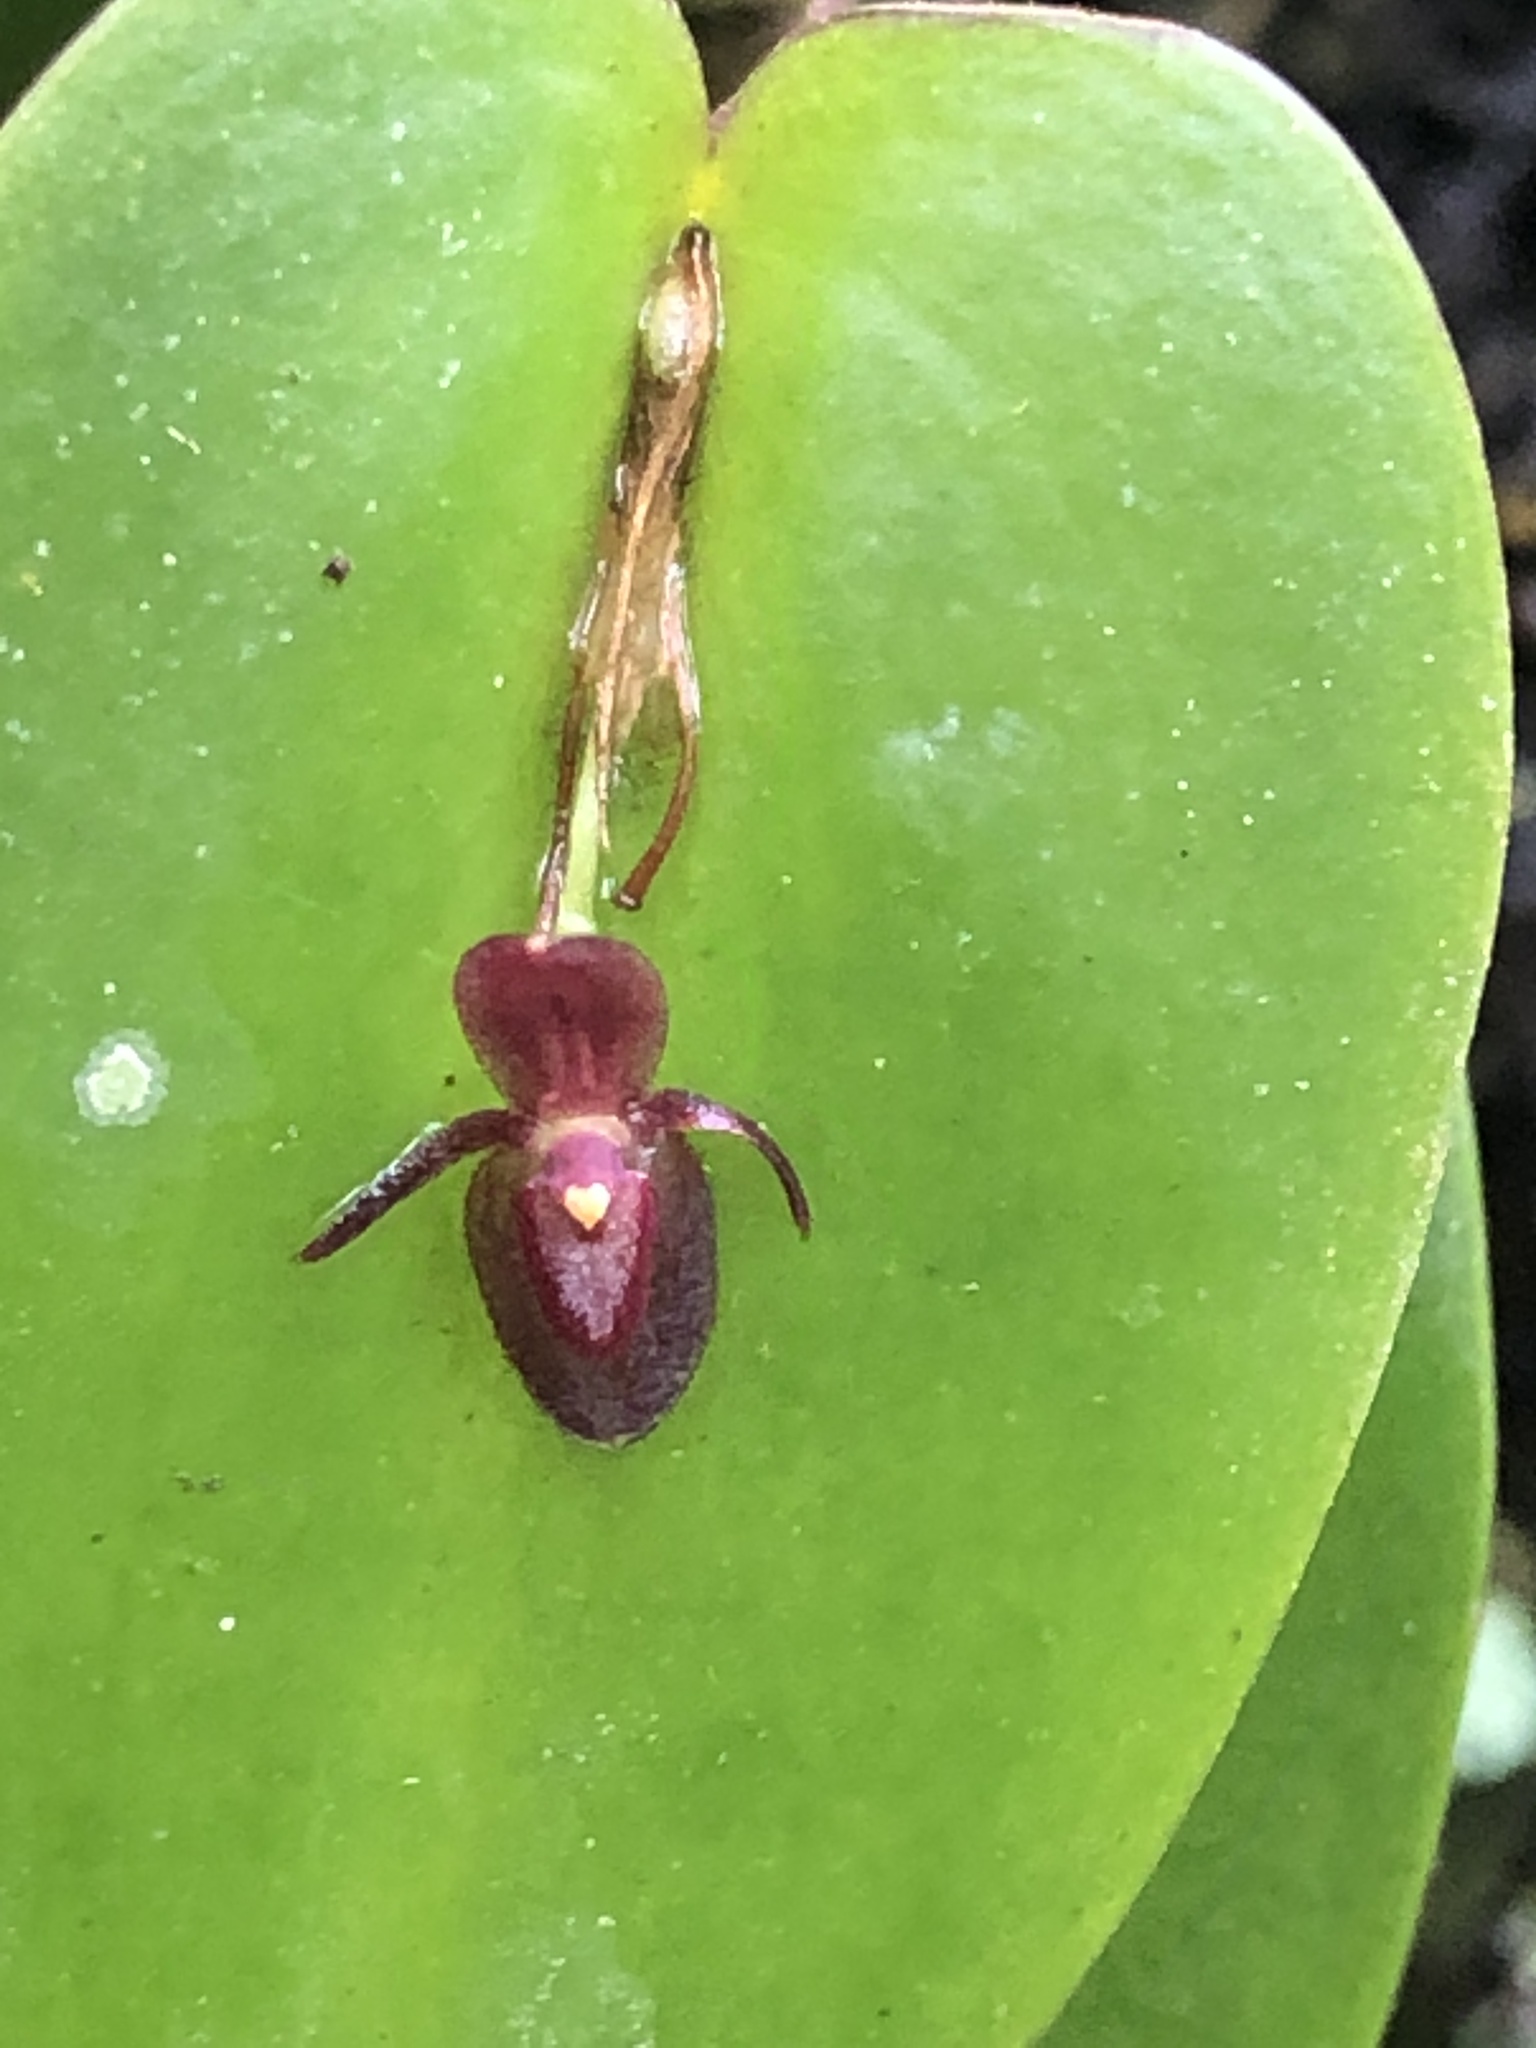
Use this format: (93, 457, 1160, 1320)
(537, 223, 722, 935)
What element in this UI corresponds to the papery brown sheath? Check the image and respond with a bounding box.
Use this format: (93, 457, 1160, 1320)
(300, 935, 811, 1444)
(537, 222, 722, 935)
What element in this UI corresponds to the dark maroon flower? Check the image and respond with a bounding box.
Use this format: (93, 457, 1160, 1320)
(301, 934, 810, 1443)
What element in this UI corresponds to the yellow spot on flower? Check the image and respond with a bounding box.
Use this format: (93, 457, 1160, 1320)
(563, 1182, 612, 1232)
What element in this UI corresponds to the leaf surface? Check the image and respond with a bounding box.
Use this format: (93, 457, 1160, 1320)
(0, 5, 1507, 2042)
(1046, 1093, 1493, 2046)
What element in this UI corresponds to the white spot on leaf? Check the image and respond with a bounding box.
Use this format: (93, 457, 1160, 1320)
(73, 1031, 169, 1127)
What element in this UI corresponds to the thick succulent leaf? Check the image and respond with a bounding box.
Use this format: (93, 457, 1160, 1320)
(0, 4, 1508, 2045)
(1045, 1090, 1494, 2046)
(0, 0, 707, 2038)
(662, 13, 1507, 2033)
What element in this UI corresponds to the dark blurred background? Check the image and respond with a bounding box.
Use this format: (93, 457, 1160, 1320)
(7, 0, 1536, 2037)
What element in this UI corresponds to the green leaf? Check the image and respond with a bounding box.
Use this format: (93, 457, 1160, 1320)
(1044, 1090, 1494, 2046)
(0, 4, 1507, 2044)
(677, 14, 1507, 2029)
(0, 0, 708, 2038)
